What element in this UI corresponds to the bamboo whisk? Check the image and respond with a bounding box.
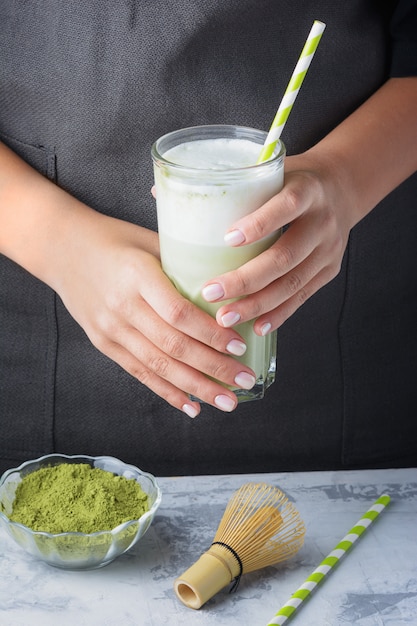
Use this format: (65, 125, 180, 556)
(174, 482, 306, 609)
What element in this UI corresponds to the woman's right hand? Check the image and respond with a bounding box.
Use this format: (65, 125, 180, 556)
(0, 141, 255, 417)
(49, 208, 258, 418)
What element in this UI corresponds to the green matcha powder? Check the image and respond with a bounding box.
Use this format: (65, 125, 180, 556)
(9, 463, 149, 534)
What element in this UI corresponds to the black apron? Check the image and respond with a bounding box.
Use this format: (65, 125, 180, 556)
(1, 1, 416, 476)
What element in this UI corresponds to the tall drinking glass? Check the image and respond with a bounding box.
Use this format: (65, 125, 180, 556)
(152, 125, 285, 402)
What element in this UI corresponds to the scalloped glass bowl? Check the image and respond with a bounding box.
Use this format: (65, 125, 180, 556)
(0, 454, 162, 570)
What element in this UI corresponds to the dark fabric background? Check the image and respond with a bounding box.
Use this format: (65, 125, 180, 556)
(1, 1, 416, 476)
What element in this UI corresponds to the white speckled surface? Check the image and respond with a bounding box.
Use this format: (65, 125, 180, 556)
(1, 468, 416, 625)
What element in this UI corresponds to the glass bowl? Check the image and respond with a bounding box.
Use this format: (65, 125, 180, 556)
(0, 454, 162, 570)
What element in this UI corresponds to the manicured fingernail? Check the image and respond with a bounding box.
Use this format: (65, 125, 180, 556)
(226, 339, 247, 356)
(221, 311, 241, 327)
(202, 283, 224, 302)
(182, 403, 199, 418)
(215, 394, 236, 412)
(224, 229, 246, 246)
(234, 372, 256, 389)
(261, 322, 272, 336)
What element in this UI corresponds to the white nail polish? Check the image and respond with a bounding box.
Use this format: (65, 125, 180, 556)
(261, 322, 272, 336)
(234, 372, 256, 389)
(221, 311, 241, 327)
(202, 283, 224, 302)
(224, 229, 246, 246)
(226, 339, 247, 356)
(214, 394, 236, 412)
(182, 403, 198, 418)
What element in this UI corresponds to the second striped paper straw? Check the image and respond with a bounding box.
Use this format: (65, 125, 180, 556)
(266, 493, 391, 625)
(257, 20, 326, 163)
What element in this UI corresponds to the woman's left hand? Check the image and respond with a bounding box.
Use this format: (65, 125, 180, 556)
(201, 152, 355, 335)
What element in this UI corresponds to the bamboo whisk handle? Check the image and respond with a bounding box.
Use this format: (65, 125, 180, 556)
(174, 546, 240, 610)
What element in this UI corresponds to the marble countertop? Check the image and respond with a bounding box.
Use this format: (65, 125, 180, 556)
(1, 467, 416, 625)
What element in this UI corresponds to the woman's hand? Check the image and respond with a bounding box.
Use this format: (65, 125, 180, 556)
(201, 151, 354, 335)
(201, 77, 417, 335)
(0, 142, 256, 417)
(50, 210, 257, 417)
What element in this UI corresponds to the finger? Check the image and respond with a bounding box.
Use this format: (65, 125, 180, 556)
(95, 336, 201, 418)
(252, 264, 341, 333)
(140, 257, 250, 356)
(119, 297, 256, 391)
(203, 215, 320, 305)
(224, 175, 315, 246)
(214, 257, 317, 329)
(214, 233, 340, 329)
(101, 325, 240, 412)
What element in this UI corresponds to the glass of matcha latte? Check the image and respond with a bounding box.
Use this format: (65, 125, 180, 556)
(152, 125, 285, 402)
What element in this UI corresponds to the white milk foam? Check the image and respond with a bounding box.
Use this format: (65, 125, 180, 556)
(163, 138, 261, 169)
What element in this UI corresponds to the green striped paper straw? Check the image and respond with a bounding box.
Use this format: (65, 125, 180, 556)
(266, 493, 391, 625)
(257, 20, 326, 164)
